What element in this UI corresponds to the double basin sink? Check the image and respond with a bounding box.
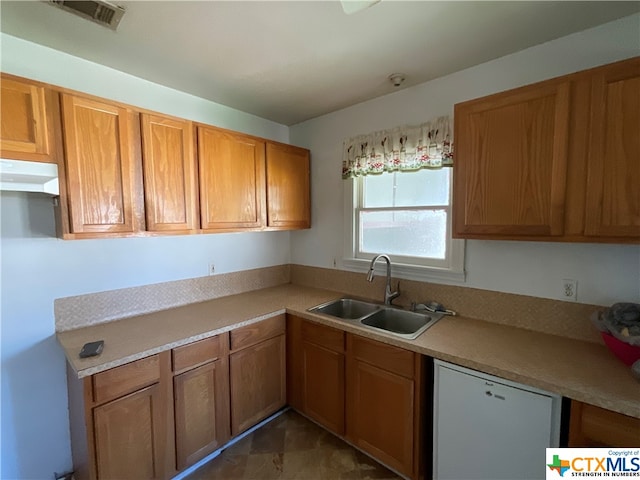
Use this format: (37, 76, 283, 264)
(307, 298, 444, 340)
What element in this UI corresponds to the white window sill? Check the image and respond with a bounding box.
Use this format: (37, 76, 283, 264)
(342, 258, 466, 284)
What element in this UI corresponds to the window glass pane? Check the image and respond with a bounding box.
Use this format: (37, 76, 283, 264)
(394, 169, 450, 207)
(359, 209, 447, 259)
(363, 169, 450, 208)
(363, 174, 394, 207)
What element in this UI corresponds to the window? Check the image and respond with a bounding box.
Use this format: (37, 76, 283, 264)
(344, 169, 465, 282)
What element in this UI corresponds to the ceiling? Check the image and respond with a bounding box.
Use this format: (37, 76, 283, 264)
(1, 1, 638, 125)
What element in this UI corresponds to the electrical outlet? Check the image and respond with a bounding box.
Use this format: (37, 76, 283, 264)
(209, 263, 215, 276)
(562, 279, 577, 301)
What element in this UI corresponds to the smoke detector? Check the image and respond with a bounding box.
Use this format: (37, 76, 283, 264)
(47, 0, 125, 30)
(389, 74, 406, 87)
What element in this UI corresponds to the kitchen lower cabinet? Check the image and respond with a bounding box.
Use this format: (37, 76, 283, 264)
(287, 315, 346, 435)
(67, 353, 173, 480)
(301, 320, 345, 435)
(172, 335, 230, 471)
(287, 315, 422, 480)
(67, 318, 286, 480)
(346, 333, 421, 479)
(568, 400, 640, 447)
(229, 315, 286, 436)
(93, 384, 164, 479)
(286, 314, 304, 411)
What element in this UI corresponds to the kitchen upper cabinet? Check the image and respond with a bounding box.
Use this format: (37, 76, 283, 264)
(60, 93, 144, 236)
(453, 80, 570, 237)
(453, 56, 639, 243)
(197, 126, 266, 230)
(173, 335, 230, 471)
(584, 58, 640, 239)
(568, 400, 640, 447)
(265, 142, 310, 229)
(346, 334, 422, 479)
(0, 74, 59, 163)
(140, 114, 199, 233)
(3, 73, 311, 238)
(229, 315, 286, 436)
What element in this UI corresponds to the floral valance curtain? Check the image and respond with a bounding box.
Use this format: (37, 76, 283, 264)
(341, 116, 453, 179)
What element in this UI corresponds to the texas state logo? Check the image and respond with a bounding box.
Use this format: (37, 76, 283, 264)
(546, 449, 640, 479)
(548, 454, 571, 477)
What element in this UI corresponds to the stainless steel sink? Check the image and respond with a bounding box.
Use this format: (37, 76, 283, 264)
(307, 298, 381, 320)
(307, 298, 444, 340)
(361, 308, 443, 340)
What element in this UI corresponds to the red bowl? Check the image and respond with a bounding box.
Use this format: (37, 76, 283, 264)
(601, 332, 640, 366)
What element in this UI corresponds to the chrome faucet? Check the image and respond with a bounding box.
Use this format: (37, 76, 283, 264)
(367, 254, 400, 305)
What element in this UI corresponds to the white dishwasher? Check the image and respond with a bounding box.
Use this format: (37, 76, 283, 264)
(433, 359, 561, 480)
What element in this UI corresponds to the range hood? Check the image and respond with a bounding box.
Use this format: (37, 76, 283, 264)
(0, 159, 59, 195)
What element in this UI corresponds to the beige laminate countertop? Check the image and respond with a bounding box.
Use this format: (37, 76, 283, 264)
(57, 284, 640, 419)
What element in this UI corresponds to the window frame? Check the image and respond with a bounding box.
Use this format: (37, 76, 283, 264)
(343, 170, 466, 283)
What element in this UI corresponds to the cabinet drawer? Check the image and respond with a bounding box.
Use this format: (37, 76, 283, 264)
(230, 314, 285, 352)
(302, 321, 344, 353)
(348, 335, 414, 378)
(173, 335, 223, 374)
(92, 355, 160, 404)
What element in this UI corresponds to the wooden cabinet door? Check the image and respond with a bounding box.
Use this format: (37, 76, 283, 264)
(61, 94, 143, 234)
(569, 400, 640, 447)
(198, 126, 266, 230)
(174, 359, 230, 470)
(346, 335, 417, 479)
(93, 384, 163, 480)
(286, 315, 304, 411)
(584, 58, 640, 239)
(0, 75, 58, 163)
(265, 142, 310, 229)
(229, 334, 286, 436)
(453, 80, 570, 237)
(302, 340, 345, 435)
(141, 114, 199, 233)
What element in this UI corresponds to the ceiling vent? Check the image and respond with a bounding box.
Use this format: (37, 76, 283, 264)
(47, 0, 125, 30)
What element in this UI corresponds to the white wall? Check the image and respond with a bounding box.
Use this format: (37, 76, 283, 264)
(289, 13, 640, 307)
(0, 34, 290, 479)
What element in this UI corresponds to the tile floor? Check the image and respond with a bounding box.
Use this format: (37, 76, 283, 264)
(184, 409, 402, 480)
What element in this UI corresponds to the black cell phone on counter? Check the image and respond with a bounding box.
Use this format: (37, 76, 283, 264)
(79, 340, 104, 358)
